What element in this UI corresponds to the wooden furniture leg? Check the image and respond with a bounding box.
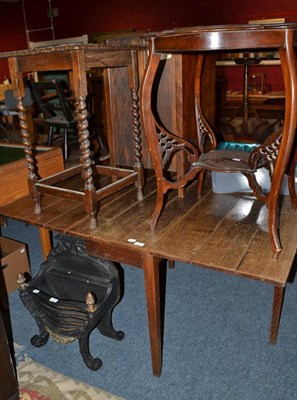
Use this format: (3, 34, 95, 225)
(0, 216, 6, 227)
(72, 51, 97, 229)
(143, 253, 162, 377)
(269, 33, 297, 257)
(38, 227, 52, 259)
(128, 51, 144, 201)
(9, 57, 42, 216)
(288, 144, 297, 210)
(269, 285, 285, 345)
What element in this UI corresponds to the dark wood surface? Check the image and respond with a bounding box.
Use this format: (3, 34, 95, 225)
(0, 310, 19, 400)
(0, 172, 296, 376)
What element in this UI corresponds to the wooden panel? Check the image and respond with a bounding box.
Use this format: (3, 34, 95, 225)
(0, 312, 19, 400)
(85, 50, 131, 68)
(18, 52, 72, 72)
(86, 238, 144, 268)
(104, 67, 133, 167)
(156, 53, 216, 139)
(0, 146, 64, 207)
(156, 54, 181, 134)
(88, 75, 108, 148)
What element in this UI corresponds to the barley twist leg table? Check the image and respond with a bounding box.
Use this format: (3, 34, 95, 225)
(0, 43, 145, 230)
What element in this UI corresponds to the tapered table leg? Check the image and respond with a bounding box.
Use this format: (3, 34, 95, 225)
(269, 285, 285, 345)
(143, 253, 162, 377)
(38, 227, 52, 259)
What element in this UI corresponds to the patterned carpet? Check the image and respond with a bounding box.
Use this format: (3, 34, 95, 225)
(17, 360, 123, 400)
(14, 343, 123, 400)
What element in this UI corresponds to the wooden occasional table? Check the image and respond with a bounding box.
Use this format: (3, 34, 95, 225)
(141, 23, 297, 258)
(0, 43, 145, 230)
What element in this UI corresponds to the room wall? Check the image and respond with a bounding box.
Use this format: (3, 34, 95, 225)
(0, 0, 296, 80)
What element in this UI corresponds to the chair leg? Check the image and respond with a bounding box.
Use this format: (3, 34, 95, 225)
(64, 128, 69, 160)
(149, 186, 166, 232)
(0, 118, 6, 132)
(47, 126, 54, 146)
(97, 129, 107, 151)
(197, 169, 205, 198)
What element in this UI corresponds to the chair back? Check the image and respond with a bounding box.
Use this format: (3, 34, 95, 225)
(4, 87, 33, 110)
(30, 80, 75, 123)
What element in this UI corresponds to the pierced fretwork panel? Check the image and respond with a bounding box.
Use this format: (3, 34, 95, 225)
(250, 129, 282, 176)
(195, 103, 217, 153)
(157, 129, 198, 169)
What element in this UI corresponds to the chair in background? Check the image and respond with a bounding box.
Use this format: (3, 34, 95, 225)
(30, 80, 78, 160)
(1, 87, 33, 130)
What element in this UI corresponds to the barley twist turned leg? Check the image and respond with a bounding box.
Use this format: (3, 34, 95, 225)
(75, 97, 98, 229)
(130, 87, 144, 201)
(17, 97, 41, 214)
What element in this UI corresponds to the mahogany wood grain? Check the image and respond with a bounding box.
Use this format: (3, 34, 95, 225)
(269, 286, 285, 345)
(38, 226, 52, 259)
(143, 253, 162, 377)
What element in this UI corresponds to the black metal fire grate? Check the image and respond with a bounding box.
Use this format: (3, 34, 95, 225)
(17, 234, 124, 370)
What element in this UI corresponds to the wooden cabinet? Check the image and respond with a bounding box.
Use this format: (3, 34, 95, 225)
(91, 31, 216, 171)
